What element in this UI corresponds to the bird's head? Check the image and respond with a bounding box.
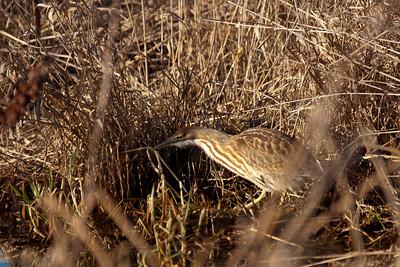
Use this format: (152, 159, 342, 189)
(154, 127, 201, 150)
(154, 126, 230, 151)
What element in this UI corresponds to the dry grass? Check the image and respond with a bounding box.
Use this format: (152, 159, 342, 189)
(0, 0, 400, 266)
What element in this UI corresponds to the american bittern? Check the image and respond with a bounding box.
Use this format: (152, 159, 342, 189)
(155, 127, 323, 205)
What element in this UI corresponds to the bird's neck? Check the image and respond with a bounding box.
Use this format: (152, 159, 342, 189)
(194, 136, 248, 179)
(193, 132, 229, 164)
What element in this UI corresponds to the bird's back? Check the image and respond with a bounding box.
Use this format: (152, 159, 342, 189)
(223, 128, 322, 192)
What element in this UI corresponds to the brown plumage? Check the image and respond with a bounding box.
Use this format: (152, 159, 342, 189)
(154, 127, 323, 193)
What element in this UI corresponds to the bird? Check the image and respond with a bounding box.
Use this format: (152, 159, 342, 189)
(154, 126, 323, 206)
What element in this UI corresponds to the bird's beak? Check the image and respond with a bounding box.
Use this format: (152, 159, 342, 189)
(153, 138, 178, 150)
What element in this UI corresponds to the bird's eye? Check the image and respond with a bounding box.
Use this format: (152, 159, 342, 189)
(174, 132, 184, 139)
(174, 128, 189, 139)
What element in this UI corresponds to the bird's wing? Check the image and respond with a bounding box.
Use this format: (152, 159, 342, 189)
(228, 128, 322, 177)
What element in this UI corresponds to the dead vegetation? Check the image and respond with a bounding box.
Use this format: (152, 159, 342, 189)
(0, 0, 399, 266)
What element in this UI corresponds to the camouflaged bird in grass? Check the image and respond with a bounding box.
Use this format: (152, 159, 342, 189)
(155, 127, 323, 194)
